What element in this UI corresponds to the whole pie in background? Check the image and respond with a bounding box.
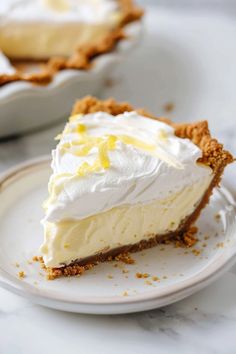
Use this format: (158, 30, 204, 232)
(0, 0, 143, 85)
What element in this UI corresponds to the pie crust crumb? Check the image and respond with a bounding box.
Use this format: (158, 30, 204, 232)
(18, 271, 25, 279)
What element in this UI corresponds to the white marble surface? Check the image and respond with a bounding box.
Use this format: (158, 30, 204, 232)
(0, 6, 236, 354)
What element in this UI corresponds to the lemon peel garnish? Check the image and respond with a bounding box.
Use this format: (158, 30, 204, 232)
(106, 135, 117, 150)
(98, 141, 110, 169)
(118, 135, 156, 152)
(76, 159, 101, 177)
(76, 124, 86, 134)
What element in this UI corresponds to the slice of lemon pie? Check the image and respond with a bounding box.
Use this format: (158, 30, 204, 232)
(40, 96, 233, 278)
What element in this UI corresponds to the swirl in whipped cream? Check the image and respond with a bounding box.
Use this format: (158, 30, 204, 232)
(43, 111, 212, 222)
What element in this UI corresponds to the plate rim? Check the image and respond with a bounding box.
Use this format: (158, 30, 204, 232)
(0, 156, 236, 308)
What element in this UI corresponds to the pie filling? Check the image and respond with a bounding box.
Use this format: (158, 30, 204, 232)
(0, 23, 120, 60)
(41, 175, 212, 268)
(0, 0, 121, 59)
(40, 103, 220, 270)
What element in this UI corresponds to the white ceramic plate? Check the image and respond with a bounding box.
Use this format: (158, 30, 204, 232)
(0, 157, 235, 315)
(0, 22, 141, 138)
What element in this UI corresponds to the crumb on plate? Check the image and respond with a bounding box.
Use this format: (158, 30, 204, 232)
(113, 253, 135, 265)
(163, 102, 175, 113)
(18, 271, 25, 279)
(136, 272, 150, 279)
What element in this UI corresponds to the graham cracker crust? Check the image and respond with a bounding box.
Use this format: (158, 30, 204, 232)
(0, 0, 143, 87)
(44, 226, 198, 280)
(43, 96, 234, 279)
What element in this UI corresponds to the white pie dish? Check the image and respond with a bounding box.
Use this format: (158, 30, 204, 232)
(0, 156, 235, 315)
(0, 21, 141, 138)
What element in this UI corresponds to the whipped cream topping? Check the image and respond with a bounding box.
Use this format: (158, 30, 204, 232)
(43, 111, 213, 223)
(0, 51, 15, 75)
(0, 0, 119, 24)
